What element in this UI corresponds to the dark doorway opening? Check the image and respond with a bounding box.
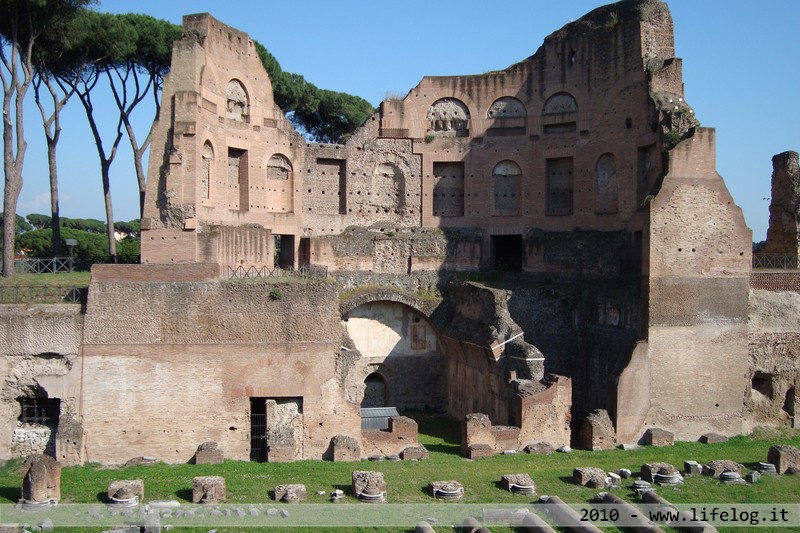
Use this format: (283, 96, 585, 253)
(17, 397, 60, 457)
(298, 237, 311, 267)
(249, 397, 266, 462)
(492, 235, 523, 272)
(274, 234, 295, 269)
(783, 387, 796, 418)
(362, 373, 387, 408)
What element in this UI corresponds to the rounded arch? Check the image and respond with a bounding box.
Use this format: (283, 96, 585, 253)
(487, 97, 526, 118)
(543, 92, 578, 114)
(339, 288, 431, 318)
(201, 141, 214, 200)
(594, 152, 618, 214)
(427, 97, 470, 136)
(343, 296, 446, 412)
(226, 79, 249, 121)
(267, 153, 293, 180)
(265, 153, 293, 213)
(362, 372, 388, 408)
(492, 160, 522, 177)
(493, 160, 522, 216)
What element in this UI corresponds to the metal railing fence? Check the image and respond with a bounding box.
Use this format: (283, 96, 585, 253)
(752, 253, 799, 270)
(226, 264, 328, 280)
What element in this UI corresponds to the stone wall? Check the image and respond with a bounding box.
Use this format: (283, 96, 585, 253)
(617, 129, 752, 443)
(0, 305, 84, 464)
(10, 423, 54, 457)
(439, 282, 543, 423)
(342, 300, 445, 411)
(762, 151, 800, 256)
(141, 2, 677, 274)
(751, 272, 800, 292)
(747, 289, 800, 429)
(79, 265, 355, 464)
(141, 14, 305, 269)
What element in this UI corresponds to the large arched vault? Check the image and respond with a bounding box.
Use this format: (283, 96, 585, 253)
(341, 291, 445, 412)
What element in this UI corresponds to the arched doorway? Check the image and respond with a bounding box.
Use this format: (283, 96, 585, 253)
(362, 372, 387, 408)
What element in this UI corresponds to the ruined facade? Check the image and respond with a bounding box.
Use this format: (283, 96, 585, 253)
(1, 0, 798, 465)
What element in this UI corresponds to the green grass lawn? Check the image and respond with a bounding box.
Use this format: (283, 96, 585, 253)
(0, 272, 90, 304)
(0, 271, 91, 287)
(0, 419, 798, 532)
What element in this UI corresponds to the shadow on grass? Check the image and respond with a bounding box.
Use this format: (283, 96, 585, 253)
(410, 413, 462, 457)
(174, 488, 193, 502)
(418, 484, 433, 498)
(332, 483, 351, 494)
(0, 486, 20, 502)
(492, 480, 508, 493)
(423, 443, 461, 455)
(742, 461, 762, 471)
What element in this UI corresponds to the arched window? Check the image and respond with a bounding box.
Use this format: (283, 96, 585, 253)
(543, 92, 578, 114)
(267, 154, 292, 180)
(595, 153, 618, 214)
(427, 98, 470, 137)
(493, 160, 522, 216)
(266, 154, 293, 213)
(487, 97, 526, 118)
(226, 79, 249, 122)
(487, 97, 527, 136)
(542, 92, 578, 134)
(201, 142, 214, 200)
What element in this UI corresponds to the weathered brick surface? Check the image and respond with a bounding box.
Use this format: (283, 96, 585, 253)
(78, 278, 356, 464)
(750, 273, 800, 292)
(362, 417, 420, 457)
(768, 445, 800, 474)
(762, 151, 800, 256)
(2, 1, 796, 467)
(578, 409, 616, 450)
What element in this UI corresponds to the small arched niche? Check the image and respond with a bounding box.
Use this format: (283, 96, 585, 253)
(427, 98, 470, 137)
(594, 153, 618, 214)
(226, 79, 249, 122)
(543, 92, 578, 114)
(362, 372, 388, 408)
(487, 97, 527, 136)
(266, 153, 293, 213)
(493, 160, 522, 216)
(542, 92, 578, 134)
(487, 97, 526, 118)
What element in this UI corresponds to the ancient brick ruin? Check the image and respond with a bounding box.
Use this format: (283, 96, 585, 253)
(0, 0, 798, 465)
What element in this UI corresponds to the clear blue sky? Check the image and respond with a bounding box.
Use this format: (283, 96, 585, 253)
(15, 0, 800, 241)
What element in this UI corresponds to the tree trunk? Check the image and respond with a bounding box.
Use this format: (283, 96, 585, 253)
(47, 137, 61, 256)
(1, 48, 31, 278)
(2, 97, 19, 277)
(101, 160, 116, 259)
(2, 184, 22, 277)
(123, 117, 148, 219)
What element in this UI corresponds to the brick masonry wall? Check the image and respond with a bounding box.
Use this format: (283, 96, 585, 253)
(80, 277, 359, 463)
(750, 272, 800, 292)
(622, 128, 753, 442)
(0, 305, 84, 464)
(747, 289, 800, 429)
